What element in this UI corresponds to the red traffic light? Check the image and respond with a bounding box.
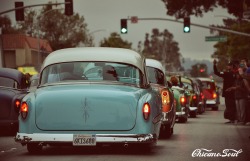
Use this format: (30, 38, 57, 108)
(200, 69, 205, 72)
(15, 2, 24, 21)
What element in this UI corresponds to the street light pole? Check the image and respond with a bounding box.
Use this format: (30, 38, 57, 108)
(86, 29, 107, 47)
(36, 9, 62, 71)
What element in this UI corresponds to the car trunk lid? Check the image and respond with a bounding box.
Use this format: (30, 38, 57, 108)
(35, 84, 141, 131)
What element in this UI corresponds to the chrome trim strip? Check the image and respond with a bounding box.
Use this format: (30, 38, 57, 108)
(189, 106, 198, 111)
(15, 133, 157, 144)
(176, 112, 186, 116)
(206, 99, 216, 104)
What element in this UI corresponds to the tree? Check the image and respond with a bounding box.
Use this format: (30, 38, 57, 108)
(141, 28, 183, 72)
(161, 0, 250, 19)
(17, 3, 93, 50)
(190, 63, 208, 77)
(211, 19, 250, 70)
(0, 16, 19, 34)
(100, 32, 132, 49)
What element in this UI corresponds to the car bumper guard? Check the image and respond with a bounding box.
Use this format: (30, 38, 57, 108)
(15, 133, 157, 144)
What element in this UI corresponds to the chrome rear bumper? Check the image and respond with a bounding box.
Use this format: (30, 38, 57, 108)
(15, 133, 157, 145)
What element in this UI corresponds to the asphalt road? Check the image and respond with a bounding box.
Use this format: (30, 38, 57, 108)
(0, 102, 250, 161)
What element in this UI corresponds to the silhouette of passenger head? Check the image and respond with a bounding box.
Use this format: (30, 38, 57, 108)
(103, 65, 118, 81)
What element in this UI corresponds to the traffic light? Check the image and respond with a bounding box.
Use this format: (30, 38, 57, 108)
(65, 0, 73, 16)
(200, 68, 205, 72)
(120, 19, 128, 34)
(183, 17, 190, 33)
(15, 2, 24, 21)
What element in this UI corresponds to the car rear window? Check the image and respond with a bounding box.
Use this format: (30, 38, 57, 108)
(40, 61, 143, 87)
(146, 67, 165, 86)
(201, 81, 215, 90)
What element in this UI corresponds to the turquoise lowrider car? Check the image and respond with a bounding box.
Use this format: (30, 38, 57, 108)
(146, 59, 175, 138)
(15, 47, 163, 153)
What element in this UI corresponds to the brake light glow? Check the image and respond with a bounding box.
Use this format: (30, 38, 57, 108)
(192, 95, 197, 100)
(161, 90, 171, 112)
(180, 96, 186, 106)
(213, 92, 217, 99)
(20, 102, 28, 119)
(15, 100, 21, 107)
(143, 103, 150, 120)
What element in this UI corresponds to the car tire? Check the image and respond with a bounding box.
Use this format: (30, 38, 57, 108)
(27, 143, 43, 154)
(159, 125, 172, 139)
(179, 117, 187, 123)
(212, 106, 218, 111)
(190, 111, 197, 118)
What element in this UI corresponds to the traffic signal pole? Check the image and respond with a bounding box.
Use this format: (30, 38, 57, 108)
(0, 2, 70, 15)
(127, 17, 250, 37)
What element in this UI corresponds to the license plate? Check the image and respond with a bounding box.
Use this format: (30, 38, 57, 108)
(73, 134, 96, 146)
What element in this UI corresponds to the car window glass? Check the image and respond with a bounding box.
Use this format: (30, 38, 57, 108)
(0, 77, 18, 88)
(40, 62, 142, 87)
(146, 67, 165, 86)
(182, 82, 192, 90)
(202, 81, 215, 90)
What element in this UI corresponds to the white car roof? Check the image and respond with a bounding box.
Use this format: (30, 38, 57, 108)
(41, 47, 145, 73)
(145, 59, 165, 74)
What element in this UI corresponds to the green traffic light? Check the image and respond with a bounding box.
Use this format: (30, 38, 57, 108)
(120, 19, 128, 34)
(121, 28, 127, 34)
(184, 26, 190, 33)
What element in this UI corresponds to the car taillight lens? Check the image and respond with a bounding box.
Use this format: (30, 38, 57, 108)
(180, 96, 186, 106)
(161, 90, 171, 112)
(212, 92, 217, 99)
(20, 102, 28, 119)
(201, 92, 204, 99)
(14, 99, 21, 112)
(143, 103, 150, 120)
(192, 95, 197, 100)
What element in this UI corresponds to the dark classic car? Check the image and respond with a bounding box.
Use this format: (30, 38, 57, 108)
(15, 47, 163, 153)
(146, 59, 175, 138)
(192, 78, 207, 114)
(179, 77, 198, 118)
(0, 68, 29, 133)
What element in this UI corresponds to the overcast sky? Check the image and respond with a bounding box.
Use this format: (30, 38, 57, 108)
(0, 0, 235, 61)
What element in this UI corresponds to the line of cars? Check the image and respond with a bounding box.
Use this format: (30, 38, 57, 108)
(0, 47, 220, 153)
(165, 74, 220, 123)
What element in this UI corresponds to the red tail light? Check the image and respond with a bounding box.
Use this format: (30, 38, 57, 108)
(20, 102, 28, 119)
(192, 95, 197, 100)
(180, 96, 186, 106)
(161, 90, 171, 112)
(143, 103, 150, 120)
(201, 92, 204, 99)
(212, 92, 217, 99)
(14, 99, 21, 112)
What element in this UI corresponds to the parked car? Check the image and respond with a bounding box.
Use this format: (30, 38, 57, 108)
(179, 77, 198, 118)
(167, 75, 190, 123)
(196, 77, 220, 111)
(0, 68, 29, 134)
(146, 59, 175, 138)
(15, 47, 163, 153)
